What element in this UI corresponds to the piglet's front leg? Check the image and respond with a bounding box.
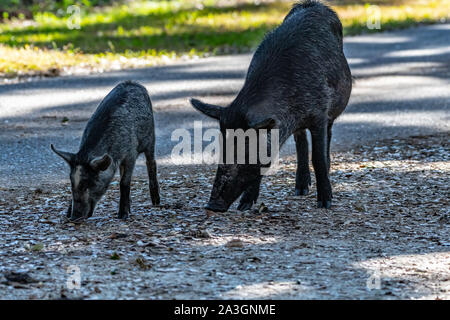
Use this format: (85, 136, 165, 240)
(118, 160, 135, 219)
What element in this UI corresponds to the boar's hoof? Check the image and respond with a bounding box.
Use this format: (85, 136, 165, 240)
(151, 195, 160, 206)
(237, 201, 254, 211)
(117, 211, 129, 220)
(295, 188, 309, 196)
(205, 203, 227, 213)
(69, 216, 86, 224)
(317, 200, 332, 209)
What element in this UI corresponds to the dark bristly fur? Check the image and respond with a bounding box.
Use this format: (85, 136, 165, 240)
(190, 0, 352, 212)
(51, 81, 160, 221)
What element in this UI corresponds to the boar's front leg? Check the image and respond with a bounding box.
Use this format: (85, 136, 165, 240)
(237, 175, 262, 211)
(294, 129, 311, 196)
(144, 150, 160, 206)
(310, 124, 332, 209)
(118, 159, 135, 219)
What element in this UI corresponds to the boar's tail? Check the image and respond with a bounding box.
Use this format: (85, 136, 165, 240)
(291, 0, 321, 10)
(285, 1, 343, 42)
(285, 0, 322, 22)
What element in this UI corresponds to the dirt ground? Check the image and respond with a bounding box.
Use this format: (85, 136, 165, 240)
(0, 132, 449, 300)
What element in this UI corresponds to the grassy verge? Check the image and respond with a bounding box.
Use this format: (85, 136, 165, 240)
(0, 0, 449, 78)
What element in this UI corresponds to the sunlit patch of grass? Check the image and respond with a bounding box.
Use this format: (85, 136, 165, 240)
(337, 0, 450, 35)
(0, 44, 89, 77)
(0, 44, 201, 78)
(0, 0, 448, 77)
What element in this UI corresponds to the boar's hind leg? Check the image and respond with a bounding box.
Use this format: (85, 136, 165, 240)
(294, 129, 311, 196)
(118, 160, 135, 219)
(310, 124, 332, 209)
(144, 150, 160, 206)
(327, 121, 334, 172)
(237, 176, 262, 211)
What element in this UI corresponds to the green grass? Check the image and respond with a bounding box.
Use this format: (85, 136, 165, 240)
(0, 0, 449, 77)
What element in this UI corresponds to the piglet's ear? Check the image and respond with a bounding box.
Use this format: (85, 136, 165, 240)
(190, 98, 222, 120)
(50, 144, 75, 165)
(90, 154, 112, 172)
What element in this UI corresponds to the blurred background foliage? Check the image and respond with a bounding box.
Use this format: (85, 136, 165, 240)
(0, 1, 117, 17)
(0, 0, 448, 77)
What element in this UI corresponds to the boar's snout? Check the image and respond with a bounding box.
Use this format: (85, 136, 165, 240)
(69, 200, 95, 222)
(69, 208, 87, 222)
(205, 199, 229, 213)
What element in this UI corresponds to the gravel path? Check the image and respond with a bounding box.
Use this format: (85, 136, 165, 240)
(0, 133, 448, 299)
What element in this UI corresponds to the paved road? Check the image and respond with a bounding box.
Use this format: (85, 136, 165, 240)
(0, 24, 449, 187)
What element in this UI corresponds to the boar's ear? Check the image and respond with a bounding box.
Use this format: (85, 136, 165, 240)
(249, 118, 277, 130)
(50, 144, 75, 165)
(90, 154, 112, 172)
(190, 98, 222, 120)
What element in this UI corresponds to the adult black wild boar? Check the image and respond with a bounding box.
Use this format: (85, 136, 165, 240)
(51, 81, 160, 222)
(190, 0, 352, 212)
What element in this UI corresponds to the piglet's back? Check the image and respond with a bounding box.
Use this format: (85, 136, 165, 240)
(78, 81, 153, 156)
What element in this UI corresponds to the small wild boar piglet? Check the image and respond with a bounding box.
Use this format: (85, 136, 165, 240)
(51, 81, 160, 222)
(191, 0, 352, 212)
